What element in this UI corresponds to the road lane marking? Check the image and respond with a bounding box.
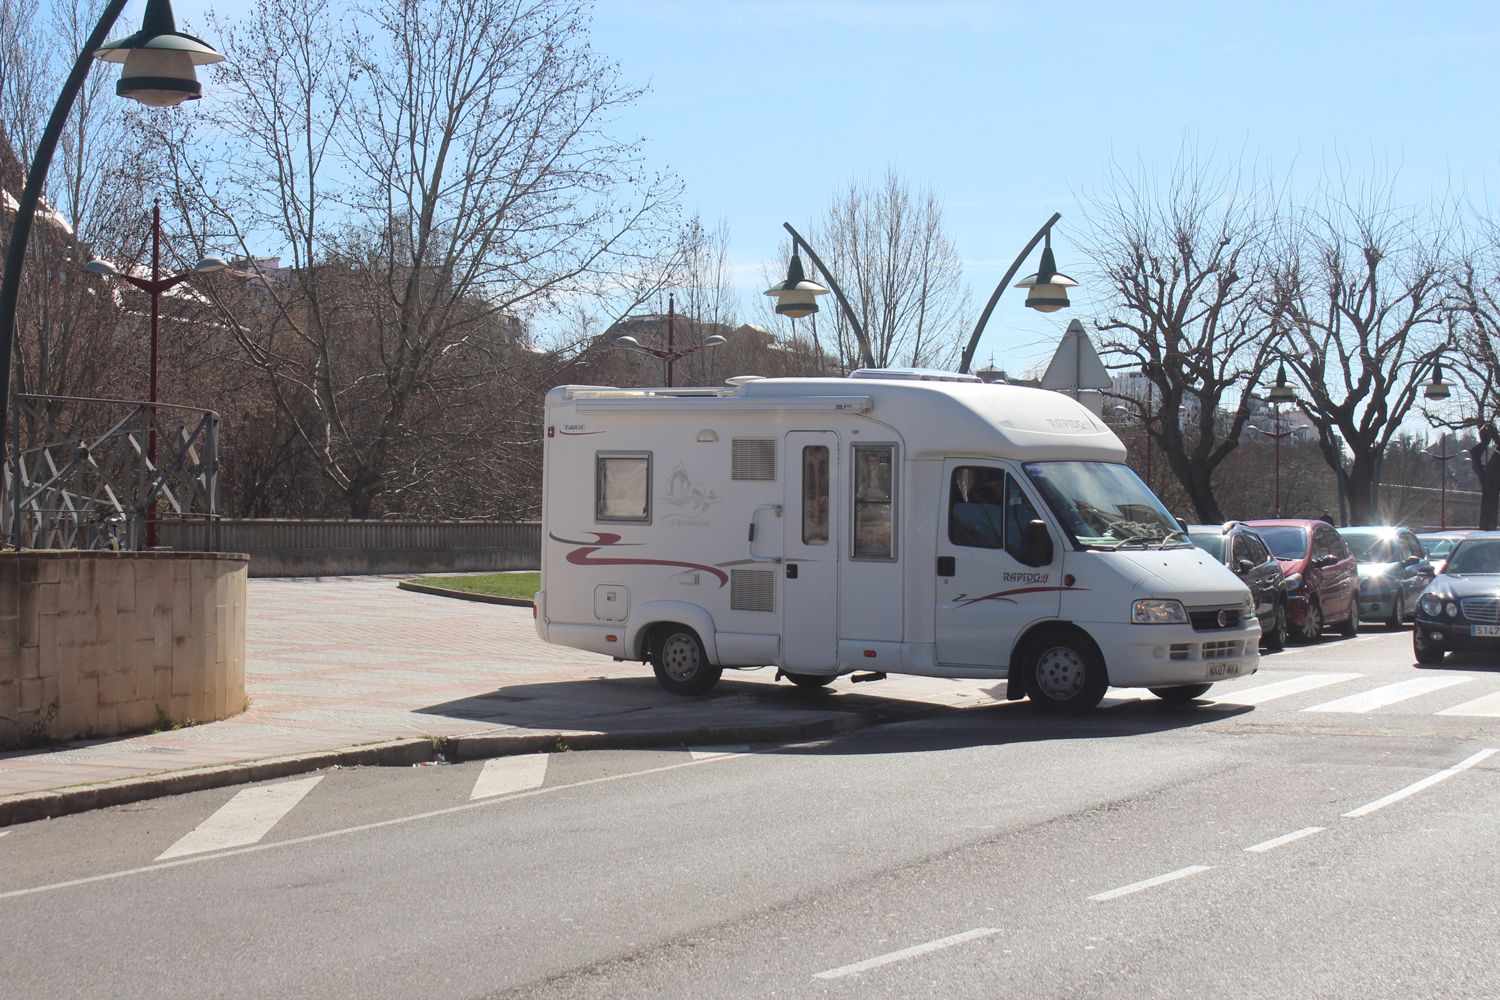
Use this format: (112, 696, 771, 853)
(1100, 688, 1152, 708)
(1436, 690, 1500, 717)
(1207, 673, 1362, 706)
(1244, 827, 1324, 853)
(1343, 748, 1498, 818)
(0, 751, 755, 901)
(1088, 865, 1212, 902)
(689, 745, 751, 760)
(0, 830, 9, 839)
(1303, 676, 1471, 714)
(812, 928, 1000, 980)
(157, 776, 322, 860)
(469, 754, 549, 800)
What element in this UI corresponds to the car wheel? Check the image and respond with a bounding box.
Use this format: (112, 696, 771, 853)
(1386, 594, 1404, 630)
(782, 671, 835, 689)
(1263, 599, 1287, 653)
(1023, 629, 1108, 714)
(1295, 600, 1323, 644)
(650, 626, 722, 695)
(1149, 683, 1213, 703)
(1337, 600, 1360, 638)
(1413, 635, 1445, 665)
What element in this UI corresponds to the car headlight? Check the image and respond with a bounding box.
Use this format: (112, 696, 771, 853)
(1419, 593, 1443, 616)
(1132, 598, 1188, 624)
(1283, 573, 1302, 591)
(1447, 602, 1459, 618)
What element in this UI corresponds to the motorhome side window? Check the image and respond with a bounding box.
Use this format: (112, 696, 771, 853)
(802, 446, 830, 545)
(852, 444, 895, 560)
(596, 453, 651, 522)
(948, 467, 1042, 561)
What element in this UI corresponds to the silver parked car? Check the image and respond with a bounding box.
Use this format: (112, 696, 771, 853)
(1337, 526, 1435, 626)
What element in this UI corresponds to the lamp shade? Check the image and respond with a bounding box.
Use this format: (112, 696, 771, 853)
(1014, 244, 1077, 314)
(1424, 361, 1452, 400)
(1267, 361, 1298, 403)
(764, 252, 828, 319)
(95, 0, 223, 107)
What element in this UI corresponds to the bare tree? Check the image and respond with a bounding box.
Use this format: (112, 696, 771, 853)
(161, 0, 680, 517)
(1080, 148, 1280, 522)
(1272, 173, 1453, 525)
(802, 169, 967, 371)
(1435, 216, 1500, 528)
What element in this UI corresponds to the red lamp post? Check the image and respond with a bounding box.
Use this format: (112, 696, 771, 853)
(85, 200, 225, 544)
(611, 294, 727, 387)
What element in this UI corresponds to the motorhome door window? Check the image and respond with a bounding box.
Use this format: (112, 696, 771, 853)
(802, 446, 830, 545)
(852, 444, 896, 560)
(596, 452, 652, 522)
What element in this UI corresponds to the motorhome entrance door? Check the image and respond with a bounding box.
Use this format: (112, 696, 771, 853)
(782, 432, 839, 671)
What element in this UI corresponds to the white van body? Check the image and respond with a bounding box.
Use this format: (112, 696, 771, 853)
(534, 372, 1259, 711)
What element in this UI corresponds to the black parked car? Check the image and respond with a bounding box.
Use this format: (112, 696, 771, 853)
(1187, 522, 1288, 651)
(1413, 531, 1500, 664)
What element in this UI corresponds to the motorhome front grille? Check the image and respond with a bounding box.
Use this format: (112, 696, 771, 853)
(1200, 640, 1241, 660)
(732, 439, 777, 480)
(1461, 597, 1500, 623)
(1188, 607, 1242, 632)
(730, 569, 776, 612)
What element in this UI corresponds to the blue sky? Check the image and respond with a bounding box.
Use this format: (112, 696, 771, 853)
(164, 0, 1499, 374)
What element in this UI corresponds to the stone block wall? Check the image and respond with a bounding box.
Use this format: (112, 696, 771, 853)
(0, 550, 248, 748)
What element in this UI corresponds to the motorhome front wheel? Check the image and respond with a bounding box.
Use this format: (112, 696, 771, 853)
(650, 627, 723, 696)
(1022, 630, 1108, 714)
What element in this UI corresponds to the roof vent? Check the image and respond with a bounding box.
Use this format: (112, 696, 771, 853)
(848, 367, 982, 383)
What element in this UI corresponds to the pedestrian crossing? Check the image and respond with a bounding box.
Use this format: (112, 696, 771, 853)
(158, 776, 324, 860)
(1106, 670, 1500, 717)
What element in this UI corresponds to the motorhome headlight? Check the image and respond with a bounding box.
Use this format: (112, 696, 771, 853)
(1241, 592, 1255, 614)
(1419, 593, 1443, 617)
(1132, 598, 1188, 625)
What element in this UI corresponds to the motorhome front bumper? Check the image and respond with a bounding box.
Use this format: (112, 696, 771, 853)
(1088, 621, 1262, 687)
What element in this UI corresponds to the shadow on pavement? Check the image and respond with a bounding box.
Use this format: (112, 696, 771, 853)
(416, 672, 1247, 754)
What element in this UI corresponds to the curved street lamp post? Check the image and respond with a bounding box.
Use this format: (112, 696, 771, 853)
(0, 0, 222, 475)
(960, 213, 1077, 375)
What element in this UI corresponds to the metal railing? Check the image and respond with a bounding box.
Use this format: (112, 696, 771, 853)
(3, 393, 218, 550)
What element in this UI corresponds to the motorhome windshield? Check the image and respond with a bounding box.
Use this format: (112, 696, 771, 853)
(1023, 462, 1189, 550)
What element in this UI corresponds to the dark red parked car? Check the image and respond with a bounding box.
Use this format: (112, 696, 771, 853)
(1244, 519, 1360, 643)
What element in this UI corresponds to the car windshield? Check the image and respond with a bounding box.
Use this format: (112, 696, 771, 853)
(1443, 540, 1500, 575)
(1255, 525, 1309, 561)
(1022, 461, 1190, 550)
(1342, 533, 1397, 563)
(1188, 534, 1226, 560)
(1423, 537, 1459, 559)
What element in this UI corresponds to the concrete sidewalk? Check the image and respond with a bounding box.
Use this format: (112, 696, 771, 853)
(0, 577, 1003, 825)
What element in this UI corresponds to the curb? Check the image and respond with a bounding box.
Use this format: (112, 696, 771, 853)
(396, 579, 534, 607)
(0, 712, 866, 828)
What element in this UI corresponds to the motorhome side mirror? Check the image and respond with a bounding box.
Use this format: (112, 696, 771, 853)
(1020, 520, 1053, 567)
(1237, 558, 1256, 574)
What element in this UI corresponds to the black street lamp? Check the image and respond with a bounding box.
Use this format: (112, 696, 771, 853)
(1263, 359, 1299, 517)
(611, 293, 726, 387)
(766, 222, 873, 370)
(959, 213, 1078, 374)
(0, 0, 222, 468)
(84, 199, 226, 545)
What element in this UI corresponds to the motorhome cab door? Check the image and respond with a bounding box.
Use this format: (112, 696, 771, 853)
(935, 461, 1062, 668)
(781, 431, 839, 671)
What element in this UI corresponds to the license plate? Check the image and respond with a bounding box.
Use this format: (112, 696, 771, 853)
(1470, 625, 1500, 637)
(1208, 661, 1241, 679)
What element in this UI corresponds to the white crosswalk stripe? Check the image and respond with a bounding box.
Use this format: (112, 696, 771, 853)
(689, 745, 751, 760)
(1436, 689, 1500, 717)
(1101, 688, 1153, 708)
(157, 776, 322, 860)
(1303, 676, 1473, 714)
(469, 754, 550, 800)
(1207, 673, 1363, 707)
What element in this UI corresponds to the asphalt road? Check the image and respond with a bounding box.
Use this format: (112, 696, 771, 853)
(2, 626, 1497, 999)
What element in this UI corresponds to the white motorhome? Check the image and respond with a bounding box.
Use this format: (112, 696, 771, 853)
(534, 370, 1258, 713)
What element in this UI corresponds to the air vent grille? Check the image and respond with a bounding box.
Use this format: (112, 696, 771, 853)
(732, 439, 776, 481)
(730, 569, 776, 612)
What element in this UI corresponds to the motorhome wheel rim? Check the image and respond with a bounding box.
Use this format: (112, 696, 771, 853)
(661, 634, 701, 681)
(1035, 646, 1086, 701)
